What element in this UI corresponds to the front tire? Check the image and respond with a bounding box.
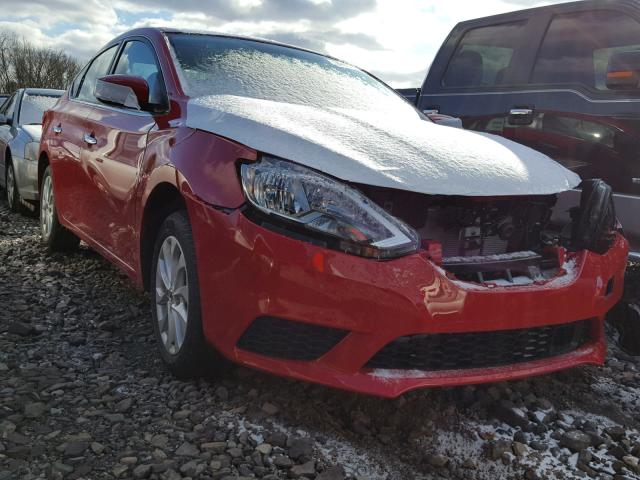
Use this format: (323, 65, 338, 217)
(151, 210, 218, 378)
(40, 166, 80, 252)
(6, 161, 22, 213)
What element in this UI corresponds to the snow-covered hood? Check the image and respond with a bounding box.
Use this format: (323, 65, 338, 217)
(21, 124, 42, 142)
(186, 95, 580, 196)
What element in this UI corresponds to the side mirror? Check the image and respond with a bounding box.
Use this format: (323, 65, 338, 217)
(95, 75, 150, 110)
(606, 51, 640, 90)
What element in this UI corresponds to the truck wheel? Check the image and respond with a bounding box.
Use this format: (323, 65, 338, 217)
(150, 210, 225, 378)
(617, 302, 640, 356)
(40, 166, 80, 252)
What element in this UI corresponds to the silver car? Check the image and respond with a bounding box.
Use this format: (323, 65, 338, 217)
(0, 88, 63, 212)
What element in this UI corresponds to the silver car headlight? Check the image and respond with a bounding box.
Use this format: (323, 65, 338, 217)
(240, 155, 419, 259)
(24, 141, 39, 161)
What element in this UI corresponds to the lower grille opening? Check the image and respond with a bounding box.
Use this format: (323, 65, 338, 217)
(237, 316, 348, 361)
(366, 319, 592, 371)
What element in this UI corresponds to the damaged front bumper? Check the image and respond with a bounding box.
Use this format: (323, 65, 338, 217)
(188, 197, 628, 398)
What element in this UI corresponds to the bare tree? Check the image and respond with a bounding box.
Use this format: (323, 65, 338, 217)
(0, 32, 82, 93)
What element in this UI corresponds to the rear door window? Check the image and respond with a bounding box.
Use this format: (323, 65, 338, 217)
(442, 22, 527, 88)
(531, 10, 640, 90)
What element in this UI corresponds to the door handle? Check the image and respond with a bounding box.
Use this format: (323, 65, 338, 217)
(53, 125, 62, 134)
(633, 178, 640, 185)
(509, 108, 533, 116)
(83, 133, 97, 145)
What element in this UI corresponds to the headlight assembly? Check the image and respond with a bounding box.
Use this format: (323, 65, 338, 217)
(240, 155, 420, 259)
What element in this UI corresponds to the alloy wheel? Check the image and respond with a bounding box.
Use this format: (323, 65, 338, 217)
(155, 235, 189, 355)
(40, 175, 54, 239)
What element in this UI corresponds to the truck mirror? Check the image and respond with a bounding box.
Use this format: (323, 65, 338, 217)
(606, 51, 640, 90)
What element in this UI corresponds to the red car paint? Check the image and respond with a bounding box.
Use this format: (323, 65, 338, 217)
(40, 28, 629, 397)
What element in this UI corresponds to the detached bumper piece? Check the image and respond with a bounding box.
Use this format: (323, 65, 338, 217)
(237, 316, 348, 361)
(366, 319, 592, 371)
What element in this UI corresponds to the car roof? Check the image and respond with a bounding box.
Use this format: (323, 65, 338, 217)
(23, 88, 65, 96)
(456, 0, 640, 26)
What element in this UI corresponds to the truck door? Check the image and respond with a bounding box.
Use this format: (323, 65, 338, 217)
(418, 14, 544, 142)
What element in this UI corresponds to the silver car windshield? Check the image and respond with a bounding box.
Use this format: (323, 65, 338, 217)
(19, 94, 61, 125)
(167, 33, 411, 113)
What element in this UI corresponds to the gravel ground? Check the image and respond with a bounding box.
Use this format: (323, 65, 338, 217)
(1, 196, 639, 480)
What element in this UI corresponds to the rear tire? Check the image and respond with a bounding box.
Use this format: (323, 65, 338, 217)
(150, 210, 222, 378)
(40, 166, 80, 252)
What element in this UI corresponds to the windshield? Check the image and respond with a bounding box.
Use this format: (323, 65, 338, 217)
(167, 33, 411, 113)
(19, 93, 61, 125)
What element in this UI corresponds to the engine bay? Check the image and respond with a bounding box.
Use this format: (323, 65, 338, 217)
(358, 179, 616, 287)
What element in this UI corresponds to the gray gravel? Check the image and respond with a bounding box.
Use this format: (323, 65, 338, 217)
(1, 196, 639, 480)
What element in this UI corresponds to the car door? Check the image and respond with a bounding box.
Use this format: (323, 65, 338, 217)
(79, 38, 166, 269)
(51, 45, 119, 228)
(0, 92, 19, 186)
(418, 14, 544, 142)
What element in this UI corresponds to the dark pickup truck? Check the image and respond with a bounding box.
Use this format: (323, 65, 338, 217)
(402, 0, 640, 259)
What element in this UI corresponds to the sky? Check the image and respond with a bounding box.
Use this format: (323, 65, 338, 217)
(0, 0, 566, 87)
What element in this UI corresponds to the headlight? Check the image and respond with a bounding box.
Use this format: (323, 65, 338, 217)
(24, 141, 39, 161)
(240, 155, 420, 259)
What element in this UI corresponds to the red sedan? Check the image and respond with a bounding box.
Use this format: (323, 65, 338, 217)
(38, 28, 627, 397)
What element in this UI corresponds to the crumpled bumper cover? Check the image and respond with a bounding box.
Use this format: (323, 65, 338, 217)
(187, 197, 628, 398)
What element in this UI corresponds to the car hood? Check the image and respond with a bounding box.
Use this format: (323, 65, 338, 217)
(21, 124, 42, 142)
(186, 95, 581, 196)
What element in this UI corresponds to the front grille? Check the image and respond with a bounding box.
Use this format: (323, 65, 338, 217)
(237, 316, 348, 361)
(366, 319, 592, 371)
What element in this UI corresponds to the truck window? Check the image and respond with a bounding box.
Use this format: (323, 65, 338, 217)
(531, 10, 640, 90)
(442, 22, 526, 88)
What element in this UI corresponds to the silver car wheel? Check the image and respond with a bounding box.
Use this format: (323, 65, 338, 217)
(7, 163, 15, 208)
(155, 235, 189, 355)
(40, 175, 54, 239)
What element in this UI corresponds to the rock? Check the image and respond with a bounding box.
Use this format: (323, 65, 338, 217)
(273, 454, 294, 468)
(493, 401, 531, 429)
(8, 321, 37, 336)
(560, 430, 592, 452)
(121, 456, 138, 465)
(262, 402, 279, 416)
(24, 402, 47, 418)
(115, 397, 133, 413)
(175, 441, 199, 457)
(512, 442, 528, 457)
(215, 386, 229, 400)
(266, 431, 287, 448)
(256, 443, 272, 455)
(607, 426, 626, 442)
(426, 453, 449, 467)
(490, 440, 513, 460)
(151, 434, 168, 448)
(317, 467, 345, 480)
(132, 464, 152, 479)
(623, 455, 639, 472)
(288, 437, 314, 460)
(91, 442, 105, 455)
(52, 462, 74, 475)
(290, 460, 316, 477)
(64, 441, 88, 457)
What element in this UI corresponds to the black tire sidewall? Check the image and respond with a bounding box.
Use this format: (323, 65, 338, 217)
(7, 162, 19, 212)
(150, 211, 207, 376)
